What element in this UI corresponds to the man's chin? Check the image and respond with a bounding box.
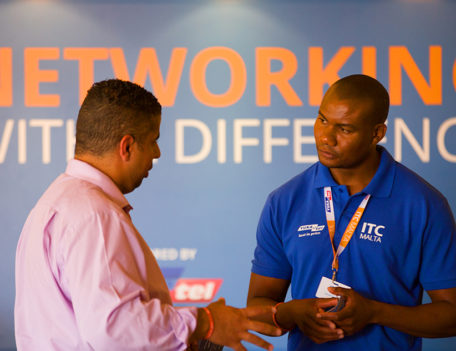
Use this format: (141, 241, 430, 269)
(126, 180, 144, 194)
(318, 154, 340, 168)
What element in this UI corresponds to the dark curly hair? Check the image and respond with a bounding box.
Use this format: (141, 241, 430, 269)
(75, 79, 161, 156)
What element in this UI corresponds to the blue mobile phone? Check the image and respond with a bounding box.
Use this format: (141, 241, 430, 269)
(327, 296, 346, 312)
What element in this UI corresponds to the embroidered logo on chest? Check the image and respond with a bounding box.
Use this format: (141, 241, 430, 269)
(359, 222, 384, 243)
(297, 224, 325, 237)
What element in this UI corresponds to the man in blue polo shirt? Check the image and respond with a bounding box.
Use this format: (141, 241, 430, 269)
(247, 74, 456, 350)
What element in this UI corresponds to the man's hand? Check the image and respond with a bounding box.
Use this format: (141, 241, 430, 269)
(246, 273, 343, 344)
(204, 298, 282, 351)
(316, 287, 375, 336)
(276, 298, 344, 344)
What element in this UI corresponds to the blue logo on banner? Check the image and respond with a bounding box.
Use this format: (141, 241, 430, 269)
(161, 266, 185, 289)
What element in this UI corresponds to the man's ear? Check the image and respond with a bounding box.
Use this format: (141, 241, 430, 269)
(372, 123, 387, 145)
(119, 135, 135, 161)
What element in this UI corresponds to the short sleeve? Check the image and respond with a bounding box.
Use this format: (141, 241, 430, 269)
(251, 194, 292, 280)
(420, 197, 456, 291)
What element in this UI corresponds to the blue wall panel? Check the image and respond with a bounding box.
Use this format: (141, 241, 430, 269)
(1, 1, 455, 350)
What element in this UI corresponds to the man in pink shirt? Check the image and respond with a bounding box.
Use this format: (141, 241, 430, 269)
(15, 79, 280, 351)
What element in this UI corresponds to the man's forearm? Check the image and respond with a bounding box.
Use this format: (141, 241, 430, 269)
(323, 286, 456, 338)
(246, 297, 279, 325)
(248, 297, 301, 331)
(372, 299, 456, 338)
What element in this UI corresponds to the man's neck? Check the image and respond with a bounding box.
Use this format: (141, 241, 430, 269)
(329, 150, 381, 196)
(75, 153, 125, 193)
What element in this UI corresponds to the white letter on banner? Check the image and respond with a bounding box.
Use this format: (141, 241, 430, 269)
(66, 119, 75, 161)
(29, 119, 64, 164)
(293, 119, 318, 163)
(175, 119, 212, 164)
(0, 119, 14, 163)
(394, 118, 430, 162)
(264, 119, 290, 163)
(233, 119, 260, 164)
(217, 119, 226, 164)
(18, 119, 27, 164)
(437, 117, 456, 162)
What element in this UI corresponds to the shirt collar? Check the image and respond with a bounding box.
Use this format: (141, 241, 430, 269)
(313, 162, 339, 189)
(313, 146, 396, 198)
(65, 159, 132, 211)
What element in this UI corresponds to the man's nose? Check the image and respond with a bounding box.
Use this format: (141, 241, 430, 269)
(320, 126, 337, 146)
(154, 145, 161, 159)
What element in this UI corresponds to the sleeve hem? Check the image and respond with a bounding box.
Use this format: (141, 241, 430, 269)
(422, 278, 456, 291)
(251, 263, 291, 280)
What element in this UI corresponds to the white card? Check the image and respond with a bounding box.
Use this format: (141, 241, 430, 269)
(315, 276, 351, 298)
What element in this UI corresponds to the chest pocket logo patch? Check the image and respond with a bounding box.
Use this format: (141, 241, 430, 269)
(297, 224, 325, 237)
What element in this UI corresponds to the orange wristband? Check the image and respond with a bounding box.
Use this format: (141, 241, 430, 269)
(202, 307, 214, 339)
(272, 302, 290, 332)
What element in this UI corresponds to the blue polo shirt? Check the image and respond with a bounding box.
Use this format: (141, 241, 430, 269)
(252, 147, 456, 350)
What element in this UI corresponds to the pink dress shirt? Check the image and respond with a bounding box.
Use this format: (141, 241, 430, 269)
(15, 159, 197, 350)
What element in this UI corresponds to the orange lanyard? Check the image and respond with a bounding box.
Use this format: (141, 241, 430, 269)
(324, 187, 370, 281)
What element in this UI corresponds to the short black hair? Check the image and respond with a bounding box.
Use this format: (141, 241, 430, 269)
(75, 79, 161, 156)
(325, 74, 390, 124)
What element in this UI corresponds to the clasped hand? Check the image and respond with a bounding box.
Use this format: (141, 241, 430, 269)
(286, 288, 374, 344)
(316, 287, 375, 338)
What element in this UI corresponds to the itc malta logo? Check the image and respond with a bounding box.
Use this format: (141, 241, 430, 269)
(359, 222, 384, 243)
(297, 224, 325, 237)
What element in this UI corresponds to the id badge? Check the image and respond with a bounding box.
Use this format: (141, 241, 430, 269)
(315, 276, 351, 298)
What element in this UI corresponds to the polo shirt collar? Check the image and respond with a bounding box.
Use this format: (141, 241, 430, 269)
(65, 159, 132, 211)
(313, 163, 338, 189)
(313, 146, 396, 198)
